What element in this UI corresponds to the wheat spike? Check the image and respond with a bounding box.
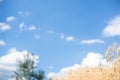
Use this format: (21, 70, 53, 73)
(105, 46, 111, 57)
(111, 42, 116, 52)
(117, 47, 120, 56)
(49, 43, 120, 80)
(106, 54, 114, 62)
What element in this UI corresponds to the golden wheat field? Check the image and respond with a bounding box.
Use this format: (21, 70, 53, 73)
(50, 43, 120, 80)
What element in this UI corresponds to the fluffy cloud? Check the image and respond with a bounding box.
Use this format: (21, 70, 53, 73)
(60, 64, 81, 73)
(47, 72, 57, 78)
(103, 16, 120, 37)
(19, 22, 25, 29)
(0, 22, 11, 32)
(49, 65, 54, 69)
(80, 39, 105, 44)
(0, 48, 38, 80)
(81, 52, 108, 67)
(59, 33, 77, 42)
(47, 64, 81, 78)
(34, 34, 40, 39)
(65, 36, 76, 42)
(18, 11, 30, 16)
(60, 33, 65, 39)
(47, 52, 109, 78)
(6, 16, 15, 22)
(0, 40, 6, 46)
(19, 22, 27, 31)
(28, 25, 36, 30)
(46, 30, 55, 34)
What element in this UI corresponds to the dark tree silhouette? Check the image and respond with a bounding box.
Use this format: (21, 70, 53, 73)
(12, 52, 44, 80)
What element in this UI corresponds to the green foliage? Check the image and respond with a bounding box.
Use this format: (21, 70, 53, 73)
(13, 52, 44, 80)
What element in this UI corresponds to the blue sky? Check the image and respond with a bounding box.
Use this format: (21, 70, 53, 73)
(0, 0, 120, 79)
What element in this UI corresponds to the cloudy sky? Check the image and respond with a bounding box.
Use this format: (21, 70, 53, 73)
(0, 0, 120, 79)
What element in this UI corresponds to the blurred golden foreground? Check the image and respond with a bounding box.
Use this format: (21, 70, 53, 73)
(50, 43, 120, 80)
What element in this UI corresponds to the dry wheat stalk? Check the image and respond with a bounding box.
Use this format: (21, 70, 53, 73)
(49, 43, 120, 80)
(106, 54, 114, 62)
(105, 46, 111, 57)
(117, 47, 120, 56)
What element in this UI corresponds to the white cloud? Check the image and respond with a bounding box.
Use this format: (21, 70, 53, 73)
(81, 52, 108, 67)
(49, 65, 54, 69)
(6, 16, 15, 22)
(60, 33, 65, 39)
(60, 64, 81, 73)
(103, 16, 120, 37)
(47, 64, 81, 78)
(60, 34, 77, 42)
(34, 34, 40, 39)
(80, 39, 104, 44)
(47, 52, 109, 78)
(0, 40, 6, 46)
(28, 25, 36, 30)
(18, 11, 30, 16)
(46, 30, 54, 34)
(18, 11, 22, 15)
(65, 36, 76, 41)
(0, 48, 39, 80)
(25, 11, 30, 16)
(0, 22, 11, 32)
(47, 72, 56, 78)
(19, 22, 25, 31)
(19, 22, 24, 28)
